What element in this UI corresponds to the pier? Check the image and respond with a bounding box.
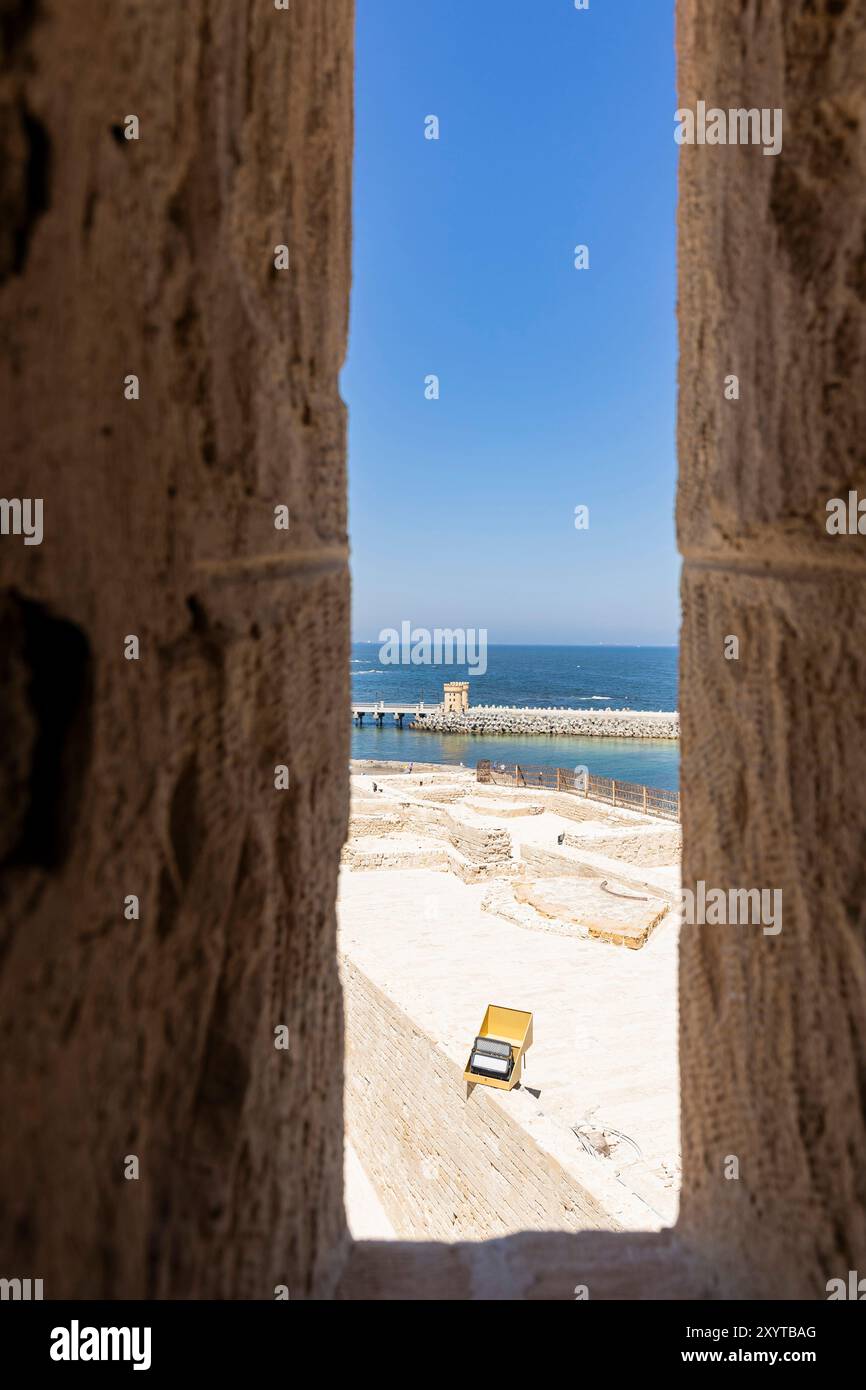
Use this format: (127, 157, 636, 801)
(351, 683, 679, 739)
(352, 700, 437, 727)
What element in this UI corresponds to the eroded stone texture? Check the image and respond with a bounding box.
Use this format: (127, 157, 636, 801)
(0, 0, 353, 1297)
(677, 0, 866, 1297)
(677, 0, 866, 570)
(338, 1229, 705, 1301)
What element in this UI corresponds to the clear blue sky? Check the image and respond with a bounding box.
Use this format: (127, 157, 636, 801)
(342, 0, 679, 646)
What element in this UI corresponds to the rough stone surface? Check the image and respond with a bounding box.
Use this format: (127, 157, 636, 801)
(677, 0, 866, 571)
(677, 0, 866, 1297)
(0, 0, 354, 1298)
(514, 879, 670, 949)
(338, 1228, 705, 1301)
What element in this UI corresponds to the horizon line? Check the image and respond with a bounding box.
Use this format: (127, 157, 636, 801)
(351, 640, 680, 648)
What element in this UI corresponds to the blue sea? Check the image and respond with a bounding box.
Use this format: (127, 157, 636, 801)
(351, 644, 679, 789)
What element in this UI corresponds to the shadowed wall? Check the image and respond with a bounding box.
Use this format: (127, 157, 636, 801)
(676, 0, 866, 1298)
(0, 0, 354, 1298)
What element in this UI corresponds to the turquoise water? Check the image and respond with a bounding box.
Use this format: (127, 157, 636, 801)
(351, 644, 679, 789)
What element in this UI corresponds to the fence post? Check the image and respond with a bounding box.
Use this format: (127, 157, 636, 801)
(643, 785, 648, 813)
(556, 767, 563, 791)
(611, 779, 616, 807)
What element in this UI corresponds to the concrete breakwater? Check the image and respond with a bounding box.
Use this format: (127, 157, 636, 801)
(412, 706, 680, 740)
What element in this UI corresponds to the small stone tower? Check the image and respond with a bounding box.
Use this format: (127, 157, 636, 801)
(443, 681, 470, 713)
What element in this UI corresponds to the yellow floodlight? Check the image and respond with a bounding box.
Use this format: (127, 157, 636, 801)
(463, 1004, 533, 1091)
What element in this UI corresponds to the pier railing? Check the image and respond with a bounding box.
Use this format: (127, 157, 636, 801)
(476, 760, 680, 823)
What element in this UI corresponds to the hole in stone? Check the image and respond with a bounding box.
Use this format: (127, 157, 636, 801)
(6, 108, 52, 280)
(0, 594, 92, 869)
(170, 756, 202, 887)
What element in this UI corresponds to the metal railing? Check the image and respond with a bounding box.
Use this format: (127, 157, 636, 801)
(476, 760, 680, 822)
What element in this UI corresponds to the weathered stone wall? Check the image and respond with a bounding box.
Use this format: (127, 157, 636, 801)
(348, 802, 512, 864)
(676, 0, 866, 1297)
(0, 0, 353, 1298)
(562, 828, 682, 869)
